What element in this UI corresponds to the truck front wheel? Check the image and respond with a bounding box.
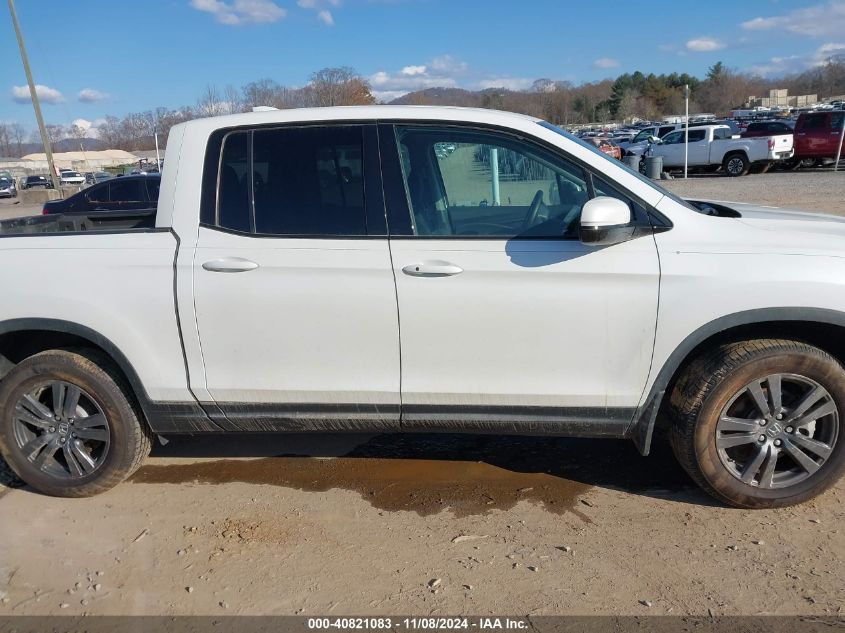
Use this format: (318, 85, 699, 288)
(669, 339, 845, 508)
(0, 349, 151, 497)
(722, 153, 750, 176)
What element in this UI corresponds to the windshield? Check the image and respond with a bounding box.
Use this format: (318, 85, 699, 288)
(538, 121, 699, 213)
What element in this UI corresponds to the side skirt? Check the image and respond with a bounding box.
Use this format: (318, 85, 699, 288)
(145, 402, 634, 438)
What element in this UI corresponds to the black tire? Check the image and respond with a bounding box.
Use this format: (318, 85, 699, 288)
(0, 349, 151, 497)
(668, 339, 845, 508)
(722, 152, 750, 177)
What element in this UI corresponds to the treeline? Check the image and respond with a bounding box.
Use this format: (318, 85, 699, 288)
(4, 58, 845, 156)
(400, 59, 845, 125)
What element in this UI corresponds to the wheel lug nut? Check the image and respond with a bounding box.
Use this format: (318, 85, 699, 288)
(49, 427, 55, 433)
(71, 433, 77, 439)
(759, 420, 767, 426)
(776, 414, 783, 420)
(786, 426, 794, 433)
(60, 437, 66, 443)
(758, 435, 766, 442)
(774, 439, 782, 447)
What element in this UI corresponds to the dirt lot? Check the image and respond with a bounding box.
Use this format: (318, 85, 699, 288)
(0, 171, 844, 617)
(661, 169, 845, 215)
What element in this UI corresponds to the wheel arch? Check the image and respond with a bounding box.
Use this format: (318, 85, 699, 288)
(0, 318, 155, 424)
(630, 308, 845, 455)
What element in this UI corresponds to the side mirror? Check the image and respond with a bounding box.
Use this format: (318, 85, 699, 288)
(579, 197, 635, 246)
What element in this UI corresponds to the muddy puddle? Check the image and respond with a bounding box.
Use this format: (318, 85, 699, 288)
(132, 456, 594, 518)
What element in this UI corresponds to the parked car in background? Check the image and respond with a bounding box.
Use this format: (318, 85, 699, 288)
(0, 177, 17, 198)
(20, 175, 52, 190)
(788, 111, 845, 169)
(93, 171, 114, 183)
(629, 124, 794, 175)
(618, 124, 682, 150)
(42, 174, 160, 215)
(583, 136, 622, 160)
(59, 170, 86, 186)
(741, 120, 794, 138)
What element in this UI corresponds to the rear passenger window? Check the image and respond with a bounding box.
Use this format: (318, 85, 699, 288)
(217, 132, 251, 232)
(213, 126, 367, 236)
(803, 115, 827, 130)
(252, 127, 365, 236)
(109, 179, 145, 203)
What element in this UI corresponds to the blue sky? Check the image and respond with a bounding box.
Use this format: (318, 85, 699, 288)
(2, 0, 844, 134)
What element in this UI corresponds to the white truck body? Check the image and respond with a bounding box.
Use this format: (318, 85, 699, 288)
(624, 124, 794, 175)
(646, 125, 794, 170)
(1, 106, 843, 505)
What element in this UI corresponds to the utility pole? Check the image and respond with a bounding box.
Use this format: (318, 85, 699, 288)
(683, 84, 690, 180)
(8, 0, 61, 190)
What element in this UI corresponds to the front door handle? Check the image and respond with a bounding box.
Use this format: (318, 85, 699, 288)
(402, 261, 463, 277)
(202, 257, 259, 273)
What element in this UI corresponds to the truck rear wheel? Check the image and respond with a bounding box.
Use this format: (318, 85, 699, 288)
(722, 153, 750, 176)
(668, 339, 845, 508)
(0, 349, 151, 497)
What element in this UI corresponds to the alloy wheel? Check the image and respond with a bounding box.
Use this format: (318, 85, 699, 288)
(11, 380, 110, 479)
(715, 373, 839, 489)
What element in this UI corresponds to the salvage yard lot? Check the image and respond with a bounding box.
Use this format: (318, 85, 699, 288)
(0, 169, 843, 617)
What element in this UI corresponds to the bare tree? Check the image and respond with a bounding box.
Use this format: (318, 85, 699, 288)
(196, 84, 223, 117)
(45, 124, 65, 151)
(308, 67, 375, 107)
(0, 124, 10, 157)
(9, 123, 25, 157)
(616, 89, 640, 122)
(96, 116, 124, 149)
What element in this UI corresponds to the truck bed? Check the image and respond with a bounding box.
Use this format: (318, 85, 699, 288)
(0, 209, 156, 235)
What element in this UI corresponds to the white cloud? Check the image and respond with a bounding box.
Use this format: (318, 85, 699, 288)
(686, 37, 725, 52)
(742, 1, 845, 38)
(369, 55, 467, 100)
(401, 65, 427, 76)
(78, 88, 109, 102)
(369, 55, 532, 101)
(813, 41, 845, 63)
(297, 0, 339, 25)
(592, 57, 619, 69)
(477, 77, 534, 91)
(190, 0, 286, 25)
(748, 42, 845, 76)
(11, 84, 64, 104)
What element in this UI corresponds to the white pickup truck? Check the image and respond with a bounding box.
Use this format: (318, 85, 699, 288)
(0, 106, 843, 509)
(629, 124, 794, 175)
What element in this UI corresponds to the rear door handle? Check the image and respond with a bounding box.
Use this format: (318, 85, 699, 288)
(402, 261, 463, 277)
(202, 257, 259, 273)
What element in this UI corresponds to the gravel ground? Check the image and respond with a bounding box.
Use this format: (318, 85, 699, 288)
(0, 169, 843, 617)
(661, 169, 845, 215)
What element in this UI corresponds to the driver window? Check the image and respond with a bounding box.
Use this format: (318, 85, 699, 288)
(395, 126, 589, 238)
(662, 132, 682, 144)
